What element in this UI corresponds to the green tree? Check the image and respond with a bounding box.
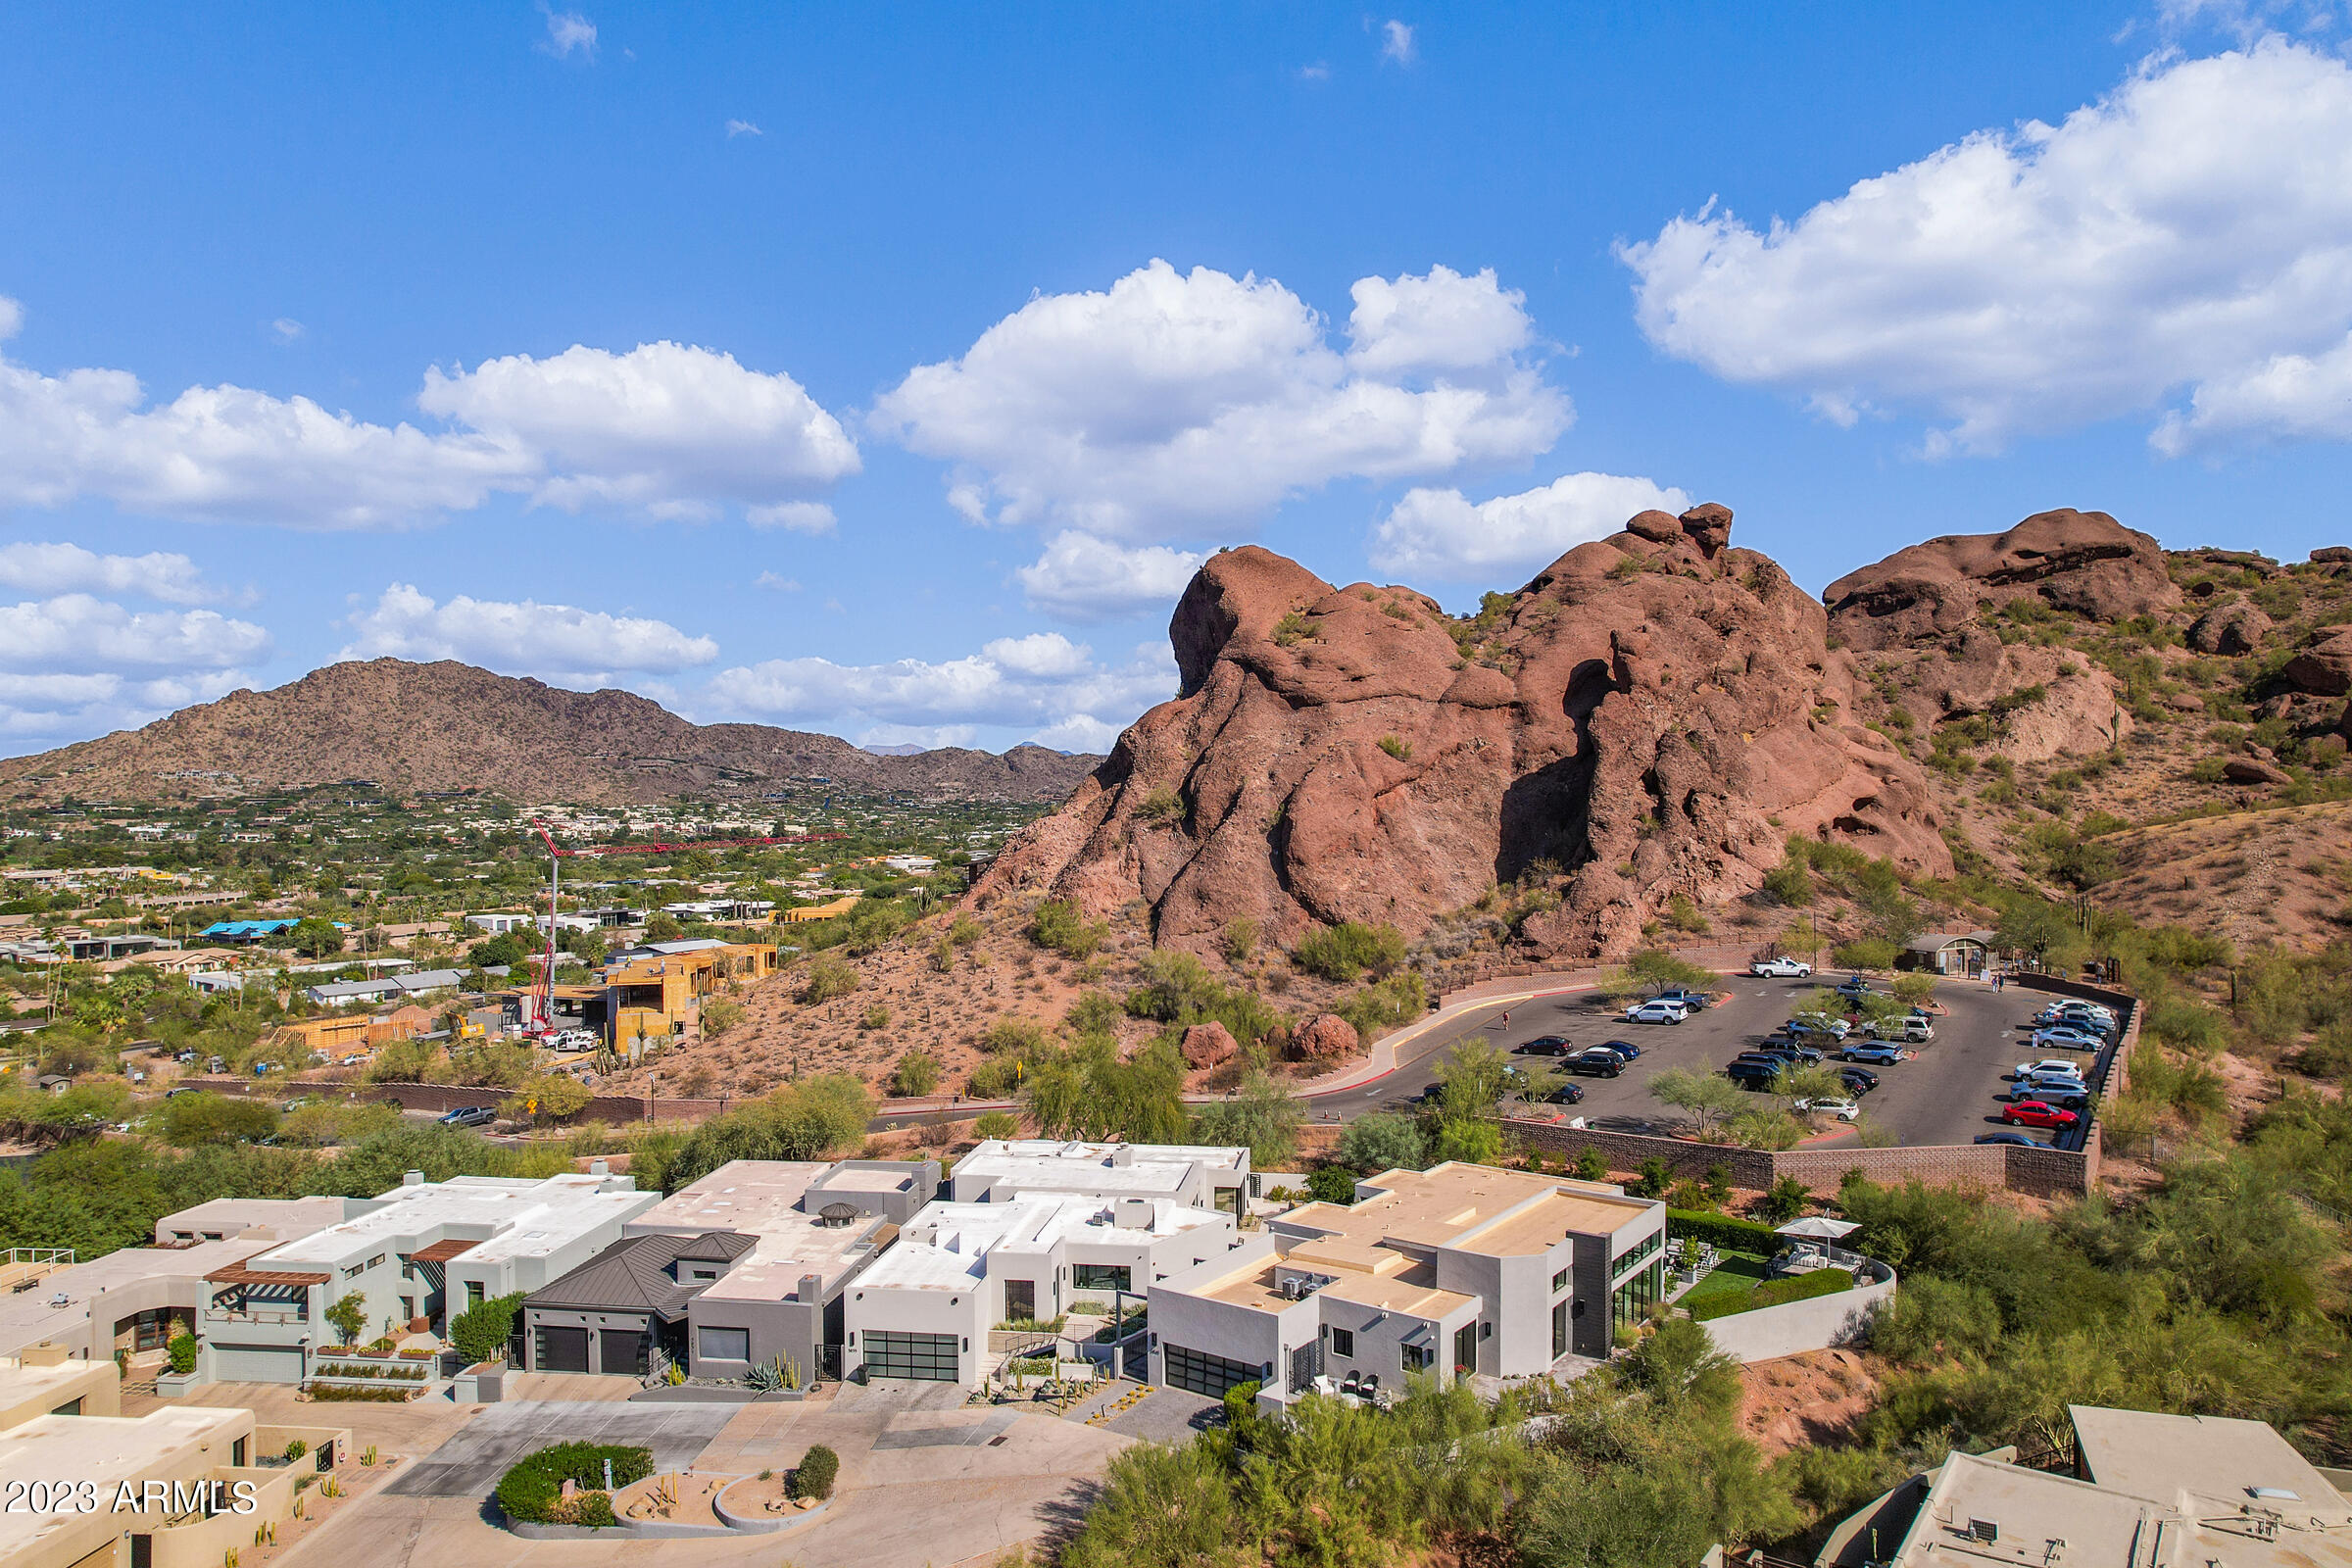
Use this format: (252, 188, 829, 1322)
(972, 1109, 1020, 1140)
(1337, 1111, 1428, 1173)
(287, 917, 345, 960)
(643, 911, 685, 944)
(157, 1092, 279, 1148)
(1188, 1071, 1304, 1168)
(1626, 950, 1716, 995)
(324, 1290, 368, 1347)
(1647, 1067, 1745, 1138)
(1291, 920, 1407, 982)
(1028, 899, 1107, 958)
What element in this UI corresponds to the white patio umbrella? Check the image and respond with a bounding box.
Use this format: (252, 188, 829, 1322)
(1774, 1216, 1860, 1240)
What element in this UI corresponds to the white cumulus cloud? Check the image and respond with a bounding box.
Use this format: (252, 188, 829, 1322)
(0, 300, 858, 528)
(0, 542, 230, 605)
(1620, 40, 2352, 455)
(871, 259, 1569, 540)
(1380, 20, 1417, 64)
(416, 341, 859, 518)
(339, 584, 718, 686)
(726, 119, 762, 138)
(1371, 472, 1693, 579)
(1016, 531, 1204, 620)
(703, 636, 1173, 752)
(0, 595, 270, 674)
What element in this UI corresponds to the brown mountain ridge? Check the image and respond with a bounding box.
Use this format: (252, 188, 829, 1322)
(0, 660, 1101, 806)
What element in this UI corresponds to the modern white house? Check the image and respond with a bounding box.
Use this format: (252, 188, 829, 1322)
(198, 1168, 658, 1382)
(841, 1191, 1239, 1386)
(1146, 1162, 1667, 1406)
(947, 1138, 1253, 1216)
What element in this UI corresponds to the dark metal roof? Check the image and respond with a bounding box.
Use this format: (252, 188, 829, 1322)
(521, 1231, 755, 1317)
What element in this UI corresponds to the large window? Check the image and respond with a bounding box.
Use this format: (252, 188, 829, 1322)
(862, 1330, 959, 1382)
(1072, 1263, 1132, 1294)
(1163, 1343, 1261, 1398)
(1611, 1259, 1664, 1329)
(698, 1327, 750, 1362)
(1004, 1280, 1036, 1322)
(1551, 1298, 1568, 1359)
(1329, 1327, 1354, 1358)
(1452, 1322, 1477, 1376)
(1401, 1342, 1434, 1373)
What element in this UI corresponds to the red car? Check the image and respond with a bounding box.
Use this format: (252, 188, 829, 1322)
(2001, 1101, 2080, 1130)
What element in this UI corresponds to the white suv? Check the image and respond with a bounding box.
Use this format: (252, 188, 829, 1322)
(1750, 956, 1814, 977)
(1625, 999, 1690, 1025)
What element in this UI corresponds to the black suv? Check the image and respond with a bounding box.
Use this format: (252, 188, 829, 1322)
(1562, 1049, 1625, 1078)
(1539, 1083, 1587, 1105)
(1726, 1059, 1784, 1089)
(1838, 1065, 1881, 1095)
(1513, 1037, 1573, 1056)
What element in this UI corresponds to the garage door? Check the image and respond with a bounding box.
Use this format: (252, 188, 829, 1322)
(209, 1343, 306, 1384)
(1162, 1343, 1262, 1398)
(862, 1330, 958, 1381)
(535, 1326, 589, 1373)
(599, 1328, 646, 1377)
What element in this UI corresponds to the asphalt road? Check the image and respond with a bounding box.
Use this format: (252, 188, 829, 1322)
(1299, 974, 2081, 1149)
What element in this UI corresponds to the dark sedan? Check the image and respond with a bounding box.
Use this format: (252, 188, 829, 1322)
(1513, 1037, 1574, 1056)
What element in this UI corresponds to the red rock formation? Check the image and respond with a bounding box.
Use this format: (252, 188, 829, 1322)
(1180, 1021, 1239, 1069)
(969, 504, 1949, 960)
(1291, 1013, 1360, 1062)
(2283, 625, 2352, 697)
(1822, 509, 2180, 652)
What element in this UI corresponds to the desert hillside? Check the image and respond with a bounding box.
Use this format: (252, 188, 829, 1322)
(0, 659, 1101, 806)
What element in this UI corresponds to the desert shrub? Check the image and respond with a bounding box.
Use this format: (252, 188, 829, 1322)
(889, 1051, 940, 1098)
(1064, 991, 1125, 1040)
(167, 1331, 197, 1375)
(968, 1059, 1023, 1100)
(1336, 972, 1427, 1040)
(1572, 1147, 1609, 1183)
(973, 1109, 1020, 1139)
(1665, 894, 1710, 934)
(801, 956, 858, 1004)
(1221, 917, 1260, 964)
(981, 1015, 1054, 1056)
(495, 1442, 653, 1524)
(1291, 921, 1407, 982)
(1029, 899, 1107, 958)
(1378, 735, 1413, 760)
(791, 1444, 840, 1501)
(1135, 786, 1186, 824)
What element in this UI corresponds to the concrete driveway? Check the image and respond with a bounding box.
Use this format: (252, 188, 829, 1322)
(384, 1399, 740, 1496)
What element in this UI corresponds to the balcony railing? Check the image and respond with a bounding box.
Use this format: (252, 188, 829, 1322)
(205, 1308, 308, 1325)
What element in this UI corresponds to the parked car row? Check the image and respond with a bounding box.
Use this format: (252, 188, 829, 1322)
(1984, 1001, 2114, 1141)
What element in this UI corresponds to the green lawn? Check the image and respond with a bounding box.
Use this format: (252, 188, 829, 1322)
(1676, 1250, 1771, 1310)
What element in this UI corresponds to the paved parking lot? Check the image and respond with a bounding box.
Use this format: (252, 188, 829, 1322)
(1306, 973, 2094, 1150)
(384, 1398, 740, 1496)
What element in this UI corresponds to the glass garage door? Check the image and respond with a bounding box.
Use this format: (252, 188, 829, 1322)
(863, 1330, 959, 1381)
(1163, 1343, 1262, 1398)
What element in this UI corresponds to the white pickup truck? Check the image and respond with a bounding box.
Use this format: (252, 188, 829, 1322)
(1749, 956, 1814, 977)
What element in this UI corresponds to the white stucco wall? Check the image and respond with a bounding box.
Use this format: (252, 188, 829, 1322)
(1695, 1269, 1896, 1363)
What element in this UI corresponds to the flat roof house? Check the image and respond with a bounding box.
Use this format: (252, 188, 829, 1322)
(0, 1200, 344, 1364)
(0, 1350, 352, 1568)
(949, 1138, 1253, 1216)
(843, 1191, 1238, 1387)
(1148, 1162, 1666, 1408)
(618, 1158, 937, 1383)
(201, 1169, 658, 1383)
(1823, 1403, 2352, 1568)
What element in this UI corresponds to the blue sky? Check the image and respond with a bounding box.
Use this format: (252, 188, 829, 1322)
(5, 2, 2352, 754)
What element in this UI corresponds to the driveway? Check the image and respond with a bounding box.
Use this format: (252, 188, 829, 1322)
(384, 1399, 740, 1496)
